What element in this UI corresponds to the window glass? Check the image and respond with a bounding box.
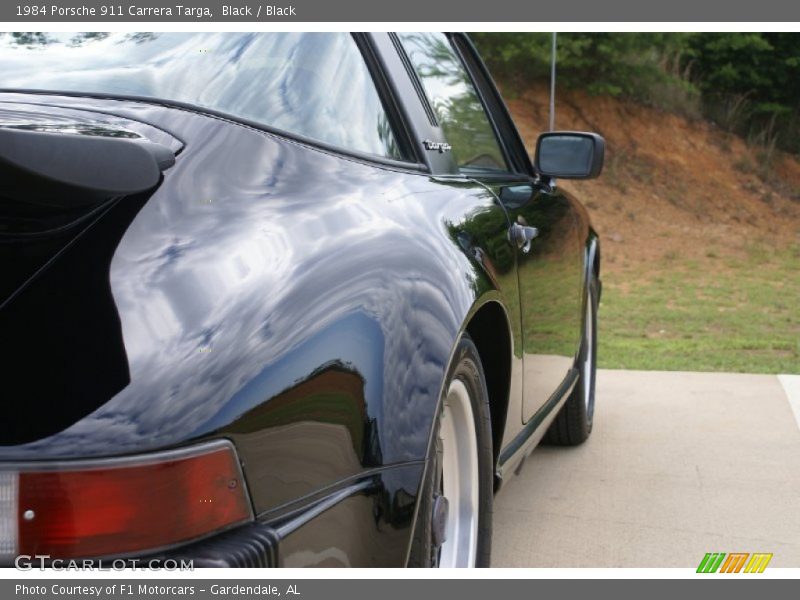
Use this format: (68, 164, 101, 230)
(0, 32, 403, 160)
(397, 32, 507, 172)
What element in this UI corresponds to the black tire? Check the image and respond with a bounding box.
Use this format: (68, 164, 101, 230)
(544, 277, 598, 446)
(407, 334, 493, 567)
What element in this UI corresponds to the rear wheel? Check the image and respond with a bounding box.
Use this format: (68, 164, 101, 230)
(544, 278, 598, 446)
(408, 334, 493, 567)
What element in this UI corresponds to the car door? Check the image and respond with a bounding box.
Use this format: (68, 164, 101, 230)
(396, 32, 585, 422)
(494, 183, 586, 421)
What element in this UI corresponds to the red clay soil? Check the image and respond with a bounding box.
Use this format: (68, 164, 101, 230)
(504, 84, 800, 275)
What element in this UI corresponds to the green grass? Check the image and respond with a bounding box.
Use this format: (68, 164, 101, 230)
(598, 246, 800, 373)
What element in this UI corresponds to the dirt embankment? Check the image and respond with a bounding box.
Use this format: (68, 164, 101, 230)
(504, 84, 800, 275)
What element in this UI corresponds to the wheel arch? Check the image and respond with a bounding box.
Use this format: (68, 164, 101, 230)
(464, 299, 512, 476)
(587, 227, 601, 299)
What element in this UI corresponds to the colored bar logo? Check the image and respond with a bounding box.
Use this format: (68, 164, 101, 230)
(697, 553, 773, 573)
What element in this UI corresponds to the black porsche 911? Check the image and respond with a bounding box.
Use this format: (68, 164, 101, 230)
(0, 32, 603, 568)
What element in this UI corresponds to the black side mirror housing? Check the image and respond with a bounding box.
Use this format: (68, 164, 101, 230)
(534, 131, 605, 180)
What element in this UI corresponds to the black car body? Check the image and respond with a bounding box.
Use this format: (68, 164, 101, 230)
(0, 32, 602, 567)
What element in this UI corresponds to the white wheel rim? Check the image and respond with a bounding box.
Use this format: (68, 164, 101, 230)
(584, 298, 594, 416)
(438, 378, 479, 567)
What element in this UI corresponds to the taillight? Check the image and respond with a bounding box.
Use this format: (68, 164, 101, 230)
(0, 441, 252, 561)
(0, 472, 17, 564)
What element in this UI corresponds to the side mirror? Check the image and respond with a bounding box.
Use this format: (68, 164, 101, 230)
(534, 132, 604, 180)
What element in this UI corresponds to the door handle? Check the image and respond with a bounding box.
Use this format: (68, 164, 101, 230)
(509, 223, 539, 254)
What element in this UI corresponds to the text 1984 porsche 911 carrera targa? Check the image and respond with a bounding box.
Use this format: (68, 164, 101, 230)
(0, 32, 603, 568)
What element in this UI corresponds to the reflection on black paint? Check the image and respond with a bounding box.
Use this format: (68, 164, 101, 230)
(0, 93, 524, 518)
(228, 360, 368, 448)
(0, 32, 402, 159)
(3, 123, 140, 138)
(228, 359, 381, 468)
(279, 464, 422, 567)
(446, 208, 516, 277)
(2, 32, 52, 46)
(217, 312, 386, 510)
(494, 183, 584, 418)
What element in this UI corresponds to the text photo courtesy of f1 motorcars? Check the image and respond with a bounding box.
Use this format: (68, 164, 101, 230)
(0, 29, 799, 571)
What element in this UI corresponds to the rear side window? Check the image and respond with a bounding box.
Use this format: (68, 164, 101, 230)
(0, 32, 403, 160)
(397, 32, 507, 173)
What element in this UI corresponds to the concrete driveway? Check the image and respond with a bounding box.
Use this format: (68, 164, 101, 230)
(492, 370, 800, 567)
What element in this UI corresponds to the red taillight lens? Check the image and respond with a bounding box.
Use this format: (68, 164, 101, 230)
(14, 441, 252, 559)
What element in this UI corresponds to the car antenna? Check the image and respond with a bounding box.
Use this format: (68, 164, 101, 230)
(549, 32, 557, 132)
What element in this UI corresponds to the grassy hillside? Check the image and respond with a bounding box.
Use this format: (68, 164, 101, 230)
(504, 84, 800, 373)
